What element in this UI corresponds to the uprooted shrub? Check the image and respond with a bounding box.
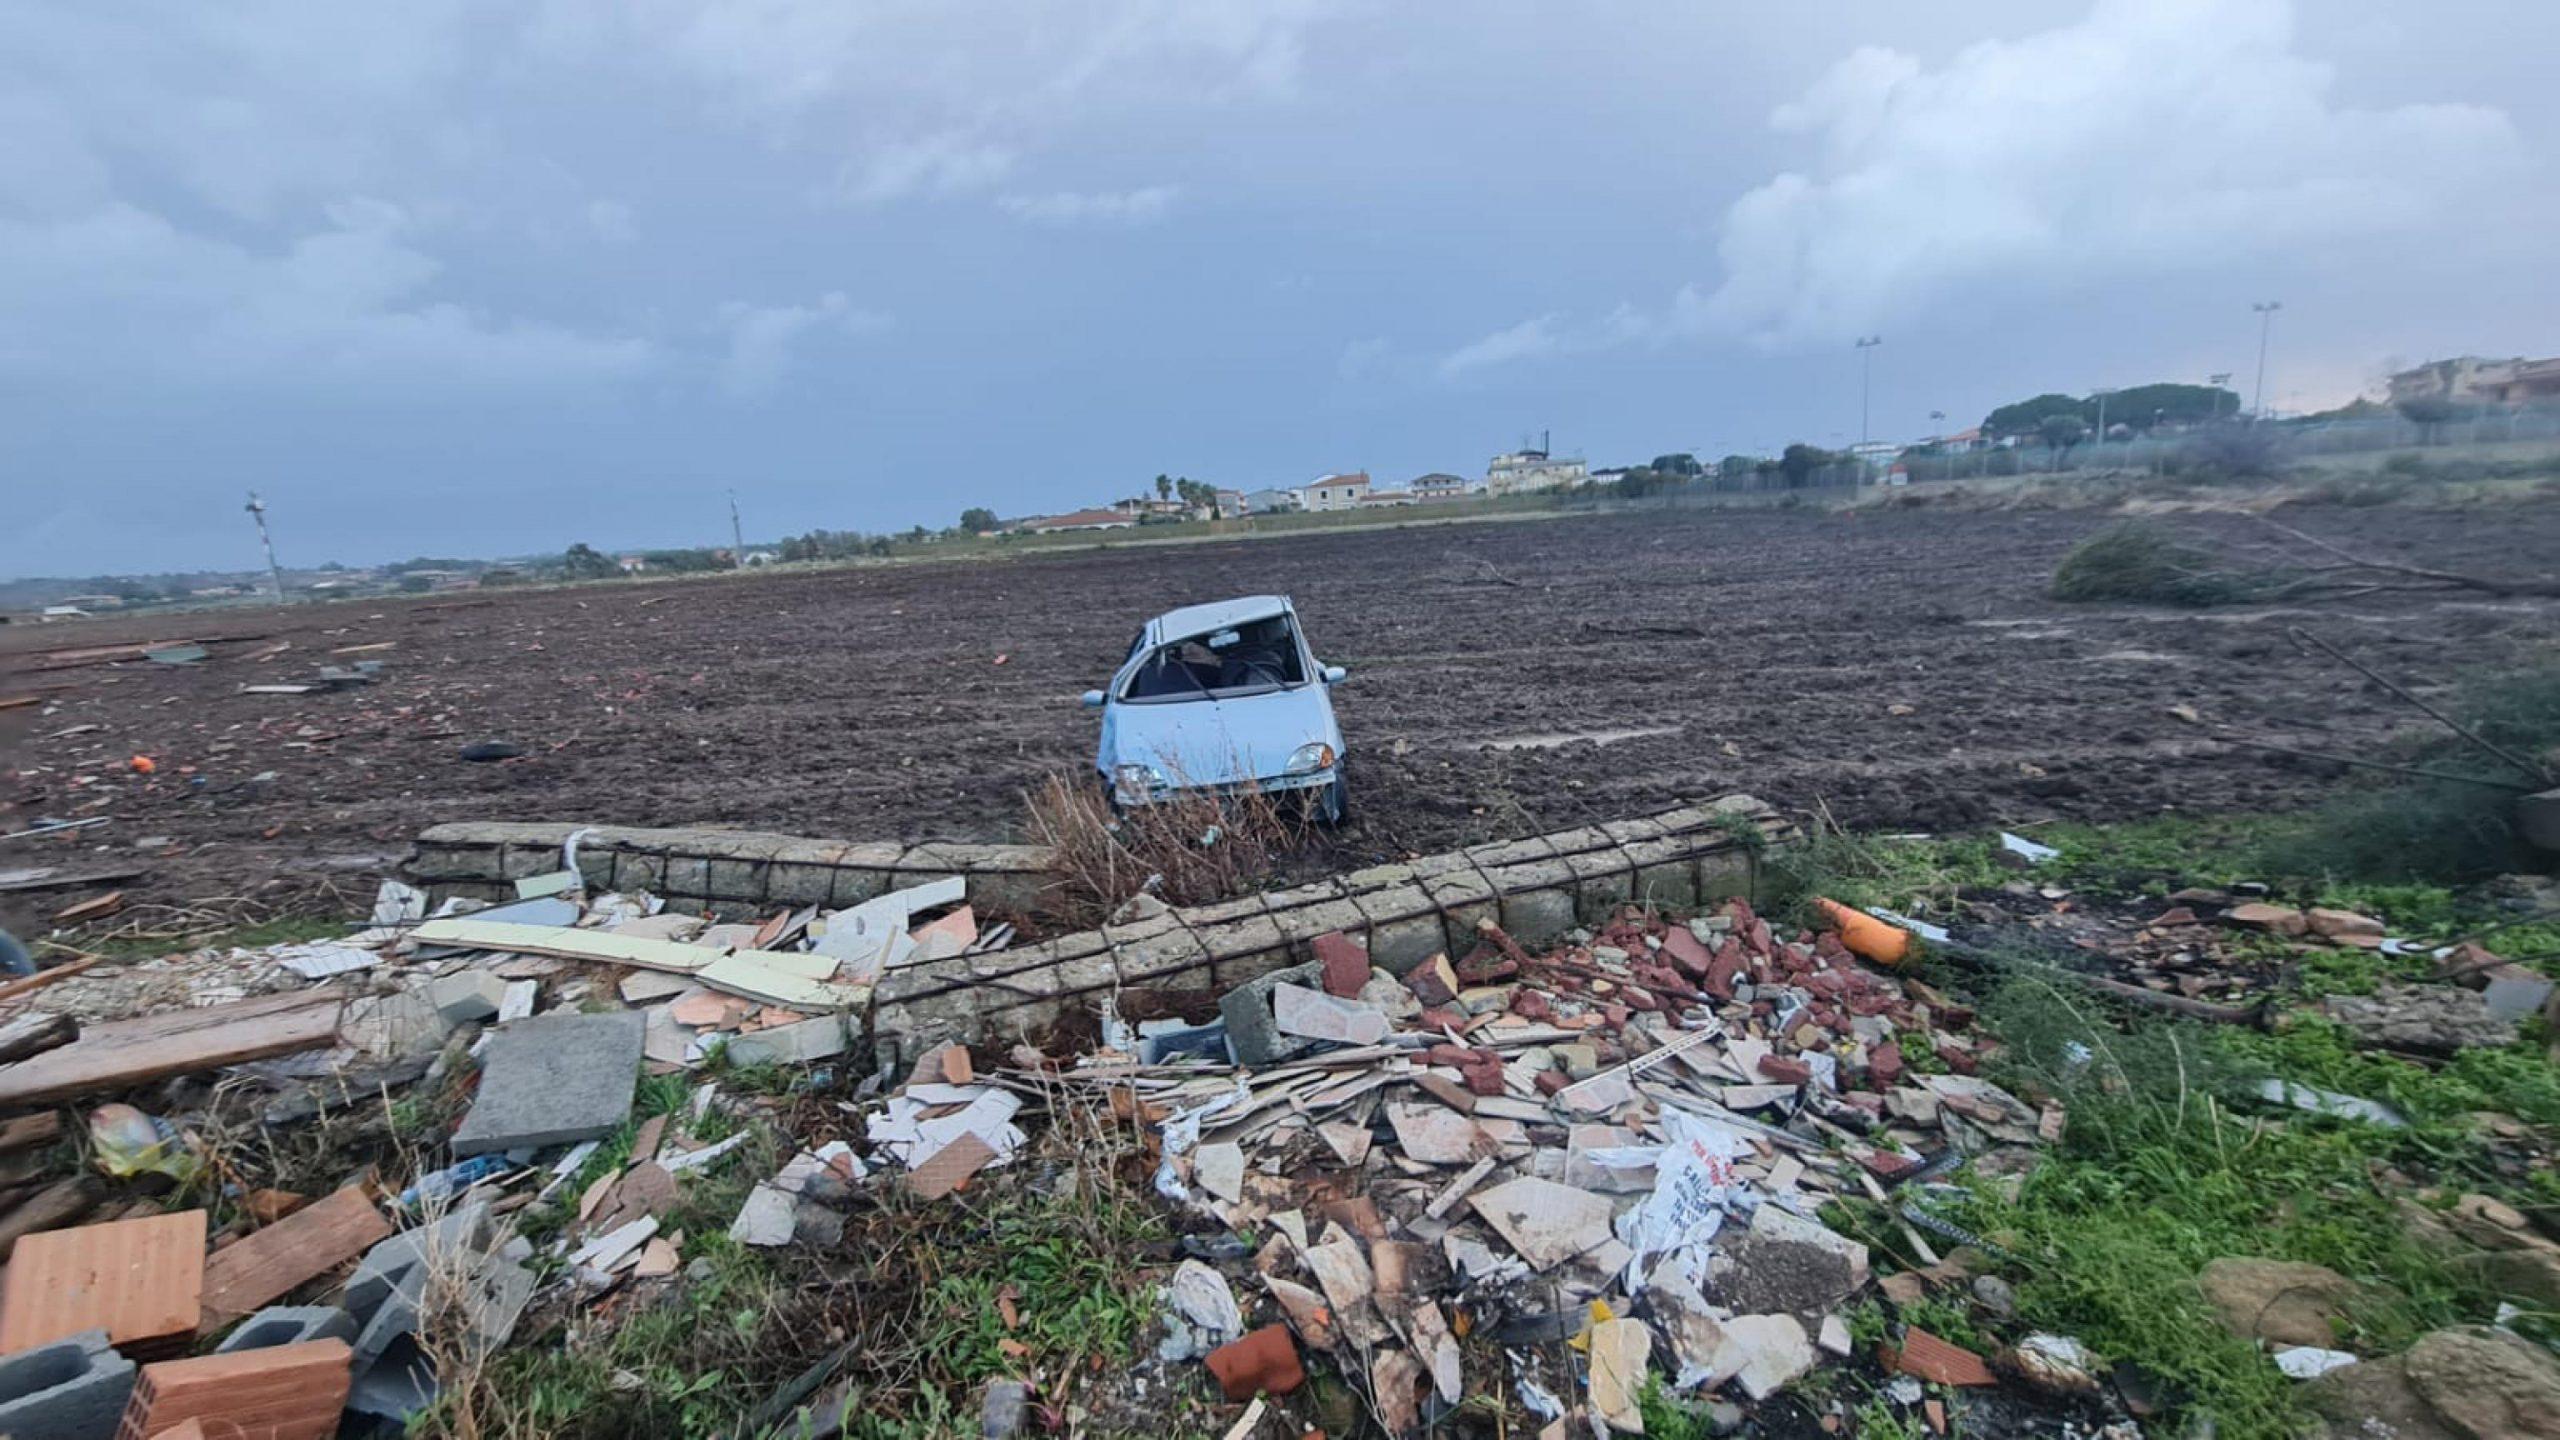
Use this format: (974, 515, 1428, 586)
(2049, 521, 2277, 607)
(1020, 772, 1311, 927)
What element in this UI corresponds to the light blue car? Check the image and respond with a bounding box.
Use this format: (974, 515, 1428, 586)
(1081, 595, 1350, 822)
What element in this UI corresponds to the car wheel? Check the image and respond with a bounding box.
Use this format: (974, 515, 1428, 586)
(1313, 773, 1349, 826)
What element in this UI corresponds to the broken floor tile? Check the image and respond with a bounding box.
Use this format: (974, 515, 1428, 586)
(1467, 1177, 1613, 1271)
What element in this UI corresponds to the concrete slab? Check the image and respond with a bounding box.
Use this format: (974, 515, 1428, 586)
(450, 1010, 643, 1155)
(1217, 961, 1324, 1066)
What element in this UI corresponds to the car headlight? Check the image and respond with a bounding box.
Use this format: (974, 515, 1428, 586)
(1284, 742, 1337, 775)
(1113, 763, 1167, 796)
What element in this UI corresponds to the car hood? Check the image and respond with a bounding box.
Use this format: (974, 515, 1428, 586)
(1107, 686, 1337, 787)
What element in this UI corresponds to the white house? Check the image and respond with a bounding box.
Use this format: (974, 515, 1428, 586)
(1410, 473, 1470, 501)
(1296, 471, 1372, 512)
(1485, 450, 1587, 496)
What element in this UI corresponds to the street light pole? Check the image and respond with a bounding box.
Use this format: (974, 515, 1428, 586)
(2251, 302, 2282, 421)
(1855, 336, 1883, 484)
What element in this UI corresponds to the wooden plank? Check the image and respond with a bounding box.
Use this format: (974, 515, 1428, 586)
(0, 1208, 205, 1353)
(198, 1185, 392, 1329)
(0, 992, 343, 1108)
(0, 1110, 64, 1154)
(51, 890, 123, 924)
(0, 1177, 97, 1261)
(0, 1011, 74, 1064)
(0, 864, 150, 894)
(0, 954, 104, 1005)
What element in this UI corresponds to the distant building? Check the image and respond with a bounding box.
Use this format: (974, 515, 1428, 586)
(741, 550, 778, 566)
(1242, 487, 1302, 515)
(1356, 486, 1418, 508)
(616, 555, 648, 573)
(1410, 473, 1470, 501)
(1485, 450, 1586, 496)
(1936, 427, 1984, 453)
(57, 594, 125, 609)
(2388, 355, 2560, 407)
(1213, 488, 1248, 519)
(1113, 497, 1189, 518)
(1848, 441, 1899, 466)
(39, 605, 90, 620)
(1023, 508, 1139, 534)
(1296, 471, 1371, 512)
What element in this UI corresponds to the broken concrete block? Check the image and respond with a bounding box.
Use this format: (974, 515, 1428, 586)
(427, 970, 509, 1026)
(719, 1013, 850, 1067)
(1710, 1313, 1813, 1400)
(213, 1306, 357, 1354)
(450, 1009, 643, 1155)
(0, 1327, 136, 1440)
(1270, 984, 1389, 1046)
(341, 990, 453, 1060)
(1218, 960, 1324, 1066)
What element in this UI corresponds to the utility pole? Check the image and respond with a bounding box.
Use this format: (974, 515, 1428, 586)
(2250, 302, 2282, 421)
(2092, 386, 2116, 467)
(243, 492, 286, 602)
(1929, 410, 1949, 481)
(727, 489, 745, 568)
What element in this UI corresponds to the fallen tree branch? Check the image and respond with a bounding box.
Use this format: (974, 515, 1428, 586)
(2286, 626, 2553, 785)
(2253, 516, 2560, 599)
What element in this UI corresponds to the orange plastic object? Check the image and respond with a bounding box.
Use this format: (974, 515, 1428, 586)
(129, 755, 157, 775)
(1815, 897, 1911, 967)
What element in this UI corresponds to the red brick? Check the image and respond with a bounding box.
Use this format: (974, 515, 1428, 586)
(1659, 928, 1711, 975)
(1894, 1328, 1996, 1387)
(1869, 1041, 1905, 1088)
(1206, 1324, 1305, 1400)
(1756, 1054, 1813, 1085)
(0, 1209, 206, 1356)
(1535, 1071, 1570, 1096)
(1313, 931, 1370, 999)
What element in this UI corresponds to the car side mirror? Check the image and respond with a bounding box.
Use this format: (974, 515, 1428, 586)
(1080, 689, 1107, 709)
(1321, 665, 1347, 685)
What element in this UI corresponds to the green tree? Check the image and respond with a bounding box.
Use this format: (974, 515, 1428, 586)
(1649, 453, 1702, 476)
(561, 543, 619, 580)
(959, 507, 998, 533)
(2395, 395, 2465, 447)
(1154, 473, 1172, 502)
(1777, 443, 1838, 488)
(1983, 392, 2087, 438)
(2038, 413, 2089, 468)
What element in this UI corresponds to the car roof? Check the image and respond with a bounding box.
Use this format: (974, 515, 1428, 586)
(1144, 594, 1293, 643)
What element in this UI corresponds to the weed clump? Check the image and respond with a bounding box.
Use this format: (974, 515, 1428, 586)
(1022, 771, 1310, 927)
(2049, 521, 2269, 607)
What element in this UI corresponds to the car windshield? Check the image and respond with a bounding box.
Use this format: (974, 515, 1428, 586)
(1121, 613, 1307, 701)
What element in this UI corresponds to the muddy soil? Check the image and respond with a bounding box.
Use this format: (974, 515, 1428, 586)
(7, 501, 2557, 929)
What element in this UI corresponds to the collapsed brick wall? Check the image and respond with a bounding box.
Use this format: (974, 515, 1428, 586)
(405, 822, 1054, 917)
(404, 797, 1797, 1053)
(873, 795, 1794, 1049)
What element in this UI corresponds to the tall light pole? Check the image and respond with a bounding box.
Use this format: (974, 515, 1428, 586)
(2250, 302, 2282, 421)
(244, 492, 286, 602)
(727, 489, 745, 567)
(1929, 409, 1949, 481)
(1855, 336, 1884, 450)
(2093, 386, 2117, 466)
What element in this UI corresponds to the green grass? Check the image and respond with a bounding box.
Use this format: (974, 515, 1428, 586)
(72, 913, 348, 963)
(1916, 975, 2538, 1440)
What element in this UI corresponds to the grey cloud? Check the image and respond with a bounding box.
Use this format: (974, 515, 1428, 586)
(716, 292, 891, 396)
(998, 185, 1177, 226)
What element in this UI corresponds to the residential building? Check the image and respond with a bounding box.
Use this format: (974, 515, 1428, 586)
(1356, 485, 1418, 508)
(1296, 471, 1371, 512)
(1484, 450, 1586, 496)
(1242, 487, 1302, 515)
(1213, 488, 1248, 519)
(1410, 472, 1470, 501)
(2388, 355, 2560, 407)
(1023, 508, 1139, 534)
(1936, 427, 1984, 453)
(615, 555, 648, 574)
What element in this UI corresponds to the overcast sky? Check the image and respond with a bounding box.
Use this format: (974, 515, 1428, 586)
(6, 0, 2555, 576)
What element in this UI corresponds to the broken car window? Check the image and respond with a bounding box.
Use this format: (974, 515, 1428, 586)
(1121, 614, 1306, 701)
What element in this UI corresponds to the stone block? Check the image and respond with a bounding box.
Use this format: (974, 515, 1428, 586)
(609, 851, 666, 893)
(766, 863, 837, 906)
(1697, 850, 1756, 904)
(827, 867, 890, 906)
(1632, 860, 1699, 913)
(0, 1327, 136, 1440)
(450, 1010, 643, 1155)
(1573, 869, 1635, 925)
(706, 858, 769, 901)
(1364, 911, 1447, 978)
(1499, 887, 1578, 948)
(662, 856, 711, 898)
